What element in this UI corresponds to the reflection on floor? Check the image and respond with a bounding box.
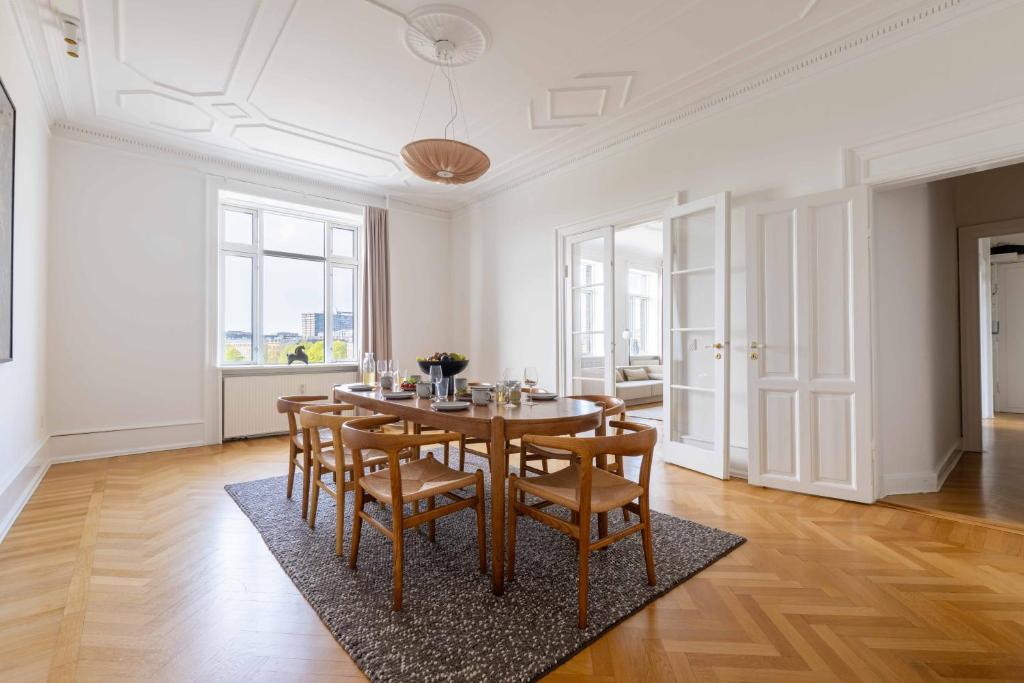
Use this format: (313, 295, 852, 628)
(627, 402, 663, 422)
(883, 412, 1024, 530)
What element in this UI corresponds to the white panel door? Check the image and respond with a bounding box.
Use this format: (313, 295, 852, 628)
(565, 227, 615, 395)
(662, 193, 730, 479)
(996, 262, 1024, 413)
(746, 187, 873, 503)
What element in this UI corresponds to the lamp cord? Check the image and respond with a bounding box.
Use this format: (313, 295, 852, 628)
(411, 63, 437, 141)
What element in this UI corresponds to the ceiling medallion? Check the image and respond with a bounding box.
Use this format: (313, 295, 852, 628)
(401, 7, 490, 185)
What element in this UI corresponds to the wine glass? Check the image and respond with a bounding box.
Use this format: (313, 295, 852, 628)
(429, 365, 443, 401)
(523, 366, 538, 405)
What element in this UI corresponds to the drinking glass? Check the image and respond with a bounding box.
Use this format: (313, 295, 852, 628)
(523, 366, 538, 405)
(502, 368, 517, 384)
(438, 377, 450, 400)
(429, 365, 443, 400)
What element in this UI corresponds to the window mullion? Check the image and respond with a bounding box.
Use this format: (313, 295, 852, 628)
(254, 208, 264, 365)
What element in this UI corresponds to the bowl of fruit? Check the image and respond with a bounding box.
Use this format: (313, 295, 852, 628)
(416, 352, 469, 378)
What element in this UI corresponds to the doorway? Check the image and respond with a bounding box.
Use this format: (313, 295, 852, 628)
(560, 219, 666, 417)
(878, 162, 1024, 530)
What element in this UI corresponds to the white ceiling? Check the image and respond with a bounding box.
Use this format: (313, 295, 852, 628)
(20, 0, 954, 210)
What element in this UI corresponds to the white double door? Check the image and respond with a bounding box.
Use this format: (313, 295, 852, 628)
(745, 187, 874, 503)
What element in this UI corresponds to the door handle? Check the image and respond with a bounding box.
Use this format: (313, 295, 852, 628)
(749, 340, 759, 360)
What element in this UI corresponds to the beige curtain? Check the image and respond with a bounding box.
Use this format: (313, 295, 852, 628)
(361, 206, 392, 360)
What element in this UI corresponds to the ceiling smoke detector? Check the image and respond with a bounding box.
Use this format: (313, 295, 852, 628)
(403, 5, 489, 67)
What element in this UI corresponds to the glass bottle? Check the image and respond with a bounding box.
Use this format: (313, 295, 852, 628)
(361, 351, 376, 386)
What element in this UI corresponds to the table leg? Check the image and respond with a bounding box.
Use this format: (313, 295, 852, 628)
(489, 416, 506, 595)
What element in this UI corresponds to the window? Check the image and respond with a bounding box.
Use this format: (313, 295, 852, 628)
(578, 259, 604, 357)
(219, 193, 361, 366)
(627, 268, 661, 358)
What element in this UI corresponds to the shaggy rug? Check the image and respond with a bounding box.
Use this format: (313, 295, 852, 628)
(225, 451, 744, 683)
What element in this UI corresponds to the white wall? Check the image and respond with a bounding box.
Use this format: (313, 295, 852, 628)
(0, 0, 51, 535)
(388, 205, 453, 372)
(451, 5, 1024, 472)
(45, 138, 455, 459)
(874, 182, 962, 495)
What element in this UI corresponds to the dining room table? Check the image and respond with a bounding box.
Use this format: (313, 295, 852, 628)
(333, 384, 604, 595)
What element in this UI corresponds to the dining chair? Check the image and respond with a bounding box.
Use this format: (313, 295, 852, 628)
(508, 420, 657, 629)
(301, 403, 401, 556)
(277, 394, 334, 519)
(519, 395, 631, 518)
(343, 415, 487, 611)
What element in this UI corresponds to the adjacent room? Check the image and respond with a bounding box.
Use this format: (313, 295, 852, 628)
(3, 1, 1024, 681)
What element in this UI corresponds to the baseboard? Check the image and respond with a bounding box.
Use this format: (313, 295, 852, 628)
(935, 439, 964, 490)
(882, 439, 963, 496)
(48, 422, 209, 463)
(0, 439, 50, 543)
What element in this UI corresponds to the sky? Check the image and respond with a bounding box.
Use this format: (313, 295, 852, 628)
(223, 212, 355, 336)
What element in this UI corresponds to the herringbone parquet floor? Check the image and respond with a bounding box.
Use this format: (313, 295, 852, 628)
(2, 437, 1024, 682)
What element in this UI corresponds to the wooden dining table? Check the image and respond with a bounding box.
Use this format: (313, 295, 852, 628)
(333, 384, 603, 595)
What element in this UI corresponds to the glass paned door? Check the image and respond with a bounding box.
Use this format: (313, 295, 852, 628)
(566, 227, 615, 395)
(663, 193, 730, 479)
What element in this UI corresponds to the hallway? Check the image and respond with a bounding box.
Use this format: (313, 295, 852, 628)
(883, 413, 1024, 530)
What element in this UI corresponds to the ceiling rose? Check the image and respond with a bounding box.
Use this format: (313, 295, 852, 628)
(403, 5, 489, 67)
(401, 5, 491, 185)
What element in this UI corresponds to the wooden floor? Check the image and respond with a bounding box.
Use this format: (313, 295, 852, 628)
(884, 413, 1024, 530)
(3, 438, 1024, 682)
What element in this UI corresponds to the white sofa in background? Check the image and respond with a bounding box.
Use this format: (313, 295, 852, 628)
(614, 364, 663, 405)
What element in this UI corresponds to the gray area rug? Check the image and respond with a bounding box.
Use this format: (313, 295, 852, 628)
(225, 451, 744, 683)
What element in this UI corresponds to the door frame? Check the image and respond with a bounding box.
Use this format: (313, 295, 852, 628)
(553, 195, 676, 395)
(958, 217, 1024, 450)
(994, 261, 1024, 413)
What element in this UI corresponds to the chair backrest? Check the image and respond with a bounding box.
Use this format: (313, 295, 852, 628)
(521, 420, 657, 515)
(298, 403, 356, 457)
(565, 394, 626, 433)
(276, 395, 329, 437)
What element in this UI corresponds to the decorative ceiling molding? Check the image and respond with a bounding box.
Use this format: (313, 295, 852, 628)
(112, 0, 261, 97)
(466, 0, 978, 210)
(50, 120, 451, 219)
(528, 72, 635, 130)
(116, 90, 215, 133)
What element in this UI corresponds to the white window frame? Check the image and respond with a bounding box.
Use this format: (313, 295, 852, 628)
(217, 199, 362, 367)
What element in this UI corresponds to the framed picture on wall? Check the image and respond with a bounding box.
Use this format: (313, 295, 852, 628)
(0, 77, 13, 363)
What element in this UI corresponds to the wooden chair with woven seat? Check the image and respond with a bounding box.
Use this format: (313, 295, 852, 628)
(519, 395, 631, 532)
(343, 415, 487, 611)
(508, 420, 657, 629)
(277, 394, 336, 519)
(301, 403, 400, 556)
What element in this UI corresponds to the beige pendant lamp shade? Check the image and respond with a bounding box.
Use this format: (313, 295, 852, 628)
(401, 9, 491, 185)
(401, 138, 490, 184)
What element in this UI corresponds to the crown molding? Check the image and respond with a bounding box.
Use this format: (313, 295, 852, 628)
(455, 0, 998, 212)
(51, 120, 451, 219)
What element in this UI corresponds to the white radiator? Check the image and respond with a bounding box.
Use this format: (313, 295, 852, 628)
(222, 371, 356, 439)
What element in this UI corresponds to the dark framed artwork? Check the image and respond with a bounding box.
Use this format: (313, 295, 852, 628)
(0, 77, 13, 363)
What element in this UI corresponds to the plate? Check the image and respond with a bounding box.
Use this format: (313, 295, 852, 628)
(432, 401, 470, 411)
(381, 391, 413, 400)
(530, 392, 558, 400)
(347, 383, 374, 392)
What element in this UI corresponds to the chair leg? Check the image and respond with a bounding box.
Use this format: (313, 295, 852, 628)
(286, 443, 297, 499)
(458, 435, 466, 471)
(443, 441, 450, 468)
(301, 447, 312, 520)
(309, 461, 322, 529)
(335, 473, 346, 557)
(507, 474, 518, 580)
(578, 513, 591, 629)
(640, 494, 656, 586)
(427, 496, 436, 543)
(349, 485, 364, 569)
(473, 470, 486, 573)
(392, 506, 404, 611)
